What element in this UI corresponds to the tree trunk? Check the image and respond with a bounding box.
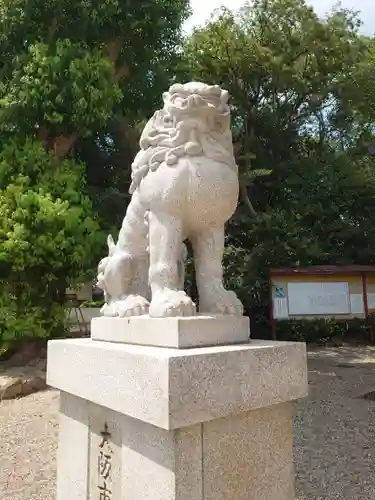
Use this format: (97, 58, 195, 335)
(53, 135, 77, 158)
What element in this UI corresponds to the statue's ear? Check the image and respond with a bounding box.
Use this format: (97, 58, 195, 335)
(107, 234, 116, 256)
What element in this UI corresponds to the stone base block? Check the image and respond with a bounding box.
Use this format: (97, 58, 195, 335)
(90, 314, 250, 348)
(47, 337, 307, 499)
(56, 391, 295, 500)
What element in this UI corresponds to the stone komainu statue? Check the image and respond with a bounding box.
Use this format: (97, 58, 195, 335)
(97, 82, 244, 318)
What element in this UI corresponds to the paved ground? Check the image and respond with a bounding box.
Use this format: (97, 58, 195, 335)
(0, 345, 374, 499)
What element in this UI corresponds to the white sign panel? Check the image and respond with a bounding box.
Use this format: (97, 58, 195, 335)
(273, 298, 289, 319)
(367, 293, 375, 310)
(350, 294, 364, 315)
(287, 282, 350, 316)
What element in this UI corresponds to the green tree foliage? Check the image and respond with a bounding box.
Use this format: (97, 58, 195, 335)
(0, 0, 190, 352)
(0, 140, 101, 352)
(1, 40, 122, 137)
(0, 140, 99, 279)
(182, 0, 363, 184)
(330, 36, 375, 151)
(0, 0, 190, 156)
(182, 0, 375, 335)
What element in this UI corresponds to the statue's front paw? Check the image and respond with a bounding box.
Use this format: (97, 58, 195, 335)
(149, 290, 196, 317)
(101, 295, 150, 317)
(200, 289, 243, 316)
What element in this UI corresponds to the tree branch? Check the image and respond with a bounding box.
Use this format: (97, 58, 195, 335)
(239, 175, 258, 219)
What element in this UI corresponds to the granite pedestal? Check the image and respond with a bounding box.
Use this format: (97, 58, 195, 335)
(47, 316, 308, 500)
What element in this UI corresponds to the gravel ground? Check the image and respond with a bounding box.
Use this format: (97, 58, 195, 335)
(294, 346, 375, 500)
(0, 345, 374, 499)
(0, 390, 58, 500)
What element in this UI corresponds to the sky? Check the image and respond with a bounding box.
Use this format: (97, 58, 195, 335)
(184, 0, 375, 35)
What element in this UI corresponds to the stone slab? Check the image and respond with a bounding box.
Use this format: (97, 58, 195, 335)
(47, 338, 308, 430)
(90, 315, 250, 348)
(0, 358, 47, 400)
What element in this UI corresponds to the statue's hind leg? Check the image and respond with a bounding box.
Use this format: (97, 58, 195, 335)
(148, 211, 196, 317)
(100, 193, 150, 317)
(192, 226, 243, 315)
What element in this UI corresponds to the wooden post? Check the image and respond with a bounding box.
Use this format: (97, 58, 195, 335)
(361, 272, 374, 343)
(269, 271, 277, 340)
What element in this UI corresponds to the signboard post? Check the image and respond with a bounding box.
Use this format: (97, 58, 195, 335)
(269, 266, 375, 343)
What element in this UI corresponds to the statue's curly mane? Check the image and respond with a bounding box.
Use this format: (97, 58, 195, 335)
(129, 82, 237, 194)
